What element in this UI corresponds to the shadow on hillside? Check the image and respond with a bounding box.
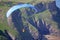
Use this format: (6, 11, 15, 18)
(48, 1, 60, 29)
(0, 30, 12, 40)
(11, 9, 34, 40)
(28, 17, 50, 35)
(0, 30, 5, 36)
(27, 17, 50, 40)
(34, 2, 46, 13)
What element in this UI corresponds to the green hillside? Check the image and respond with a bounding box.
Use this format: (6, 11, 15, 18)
(0, 0, 60, 40)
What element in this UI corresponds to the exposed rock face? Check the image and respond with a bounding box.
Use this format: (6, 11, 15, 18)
(45, 35, 60, 40)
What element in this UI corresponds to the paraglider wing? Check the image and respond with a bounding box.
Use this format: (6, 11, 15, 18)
(6, 4, 37, 18)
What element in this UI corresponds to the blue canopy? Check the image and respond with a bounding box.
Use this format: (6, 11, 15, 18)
(56, 0, 60, 8)
(6, 4, 37, 18)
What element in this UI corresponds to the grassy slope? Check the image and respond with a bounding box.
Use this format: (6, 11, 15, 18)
(33, 10, 58, 28)
(0, 3, 18, 36)
(0, 0, 58, 38)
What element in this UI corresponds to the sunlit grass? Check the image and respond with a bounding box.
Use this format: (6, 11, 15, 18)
(0, 4, 18, 36)
(0, 0, 59, 38)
